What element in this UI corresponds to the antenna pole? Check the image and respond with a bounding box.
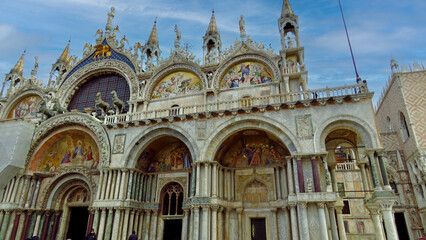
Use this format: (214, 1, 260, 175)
(338, 0, 359, 80)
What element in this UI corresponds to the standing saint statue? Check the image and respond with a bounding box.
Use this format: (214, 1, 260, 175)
(105, 7, 115, 36)
(239, 15, 246, 39)
(174, 25, 181, 49)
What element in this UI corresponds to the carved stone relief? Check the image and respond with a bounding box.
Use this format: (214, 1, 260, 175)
(296, 115, 313, 138)
(112, 134, 126, 154)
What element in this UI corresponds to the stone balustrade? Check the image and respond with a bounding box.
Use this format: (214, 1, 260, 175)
(104, 83, 368, 125)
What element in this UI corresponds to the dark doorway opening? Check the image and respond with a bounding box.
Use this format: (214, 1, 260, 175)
(66, 207, 89, 240)
(251, 218, 267, 240)
(394, 212, 410, 239)
(163, 219, 182, 240)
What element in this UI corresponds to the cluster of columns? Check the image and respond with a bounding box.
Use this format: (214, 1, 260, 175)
(96, 169, 158, 202)
(1, 175, 41, 208)
(91, 207, 161, 240)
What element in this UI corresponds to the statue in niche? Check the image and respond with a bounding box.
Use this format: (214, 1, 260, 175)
(306, 178, 313, 192)
(174, 25, 181, 49)
(31, 56, 38, 79)
(146, 57, 154, 72)
(239, 15, 246, 39)
(286, 35, 296, 49)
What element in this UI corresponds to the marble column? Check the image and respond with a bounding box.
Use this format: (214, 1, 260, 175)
(119, 170, 128, 200)
(286, 157, 295, 195)
(359, 163, 371, 197)
(317, 203, 329, 240)
(128, 210, 135, 237)
(122, 209, 130, 240)
(237, 208, 243, 240)
(329, 167, 338, 192)
(297, 157, 305, 193)
(10, 211, 21, 240)
(16, 211, 29, 240)
(40, 212, 52, 240)
(20, 211, 32, 240)
(212, 163, 218, 197)
(109, 169, 119, 199)
(96, 170, 104, 200)
(335, 206, 347, 240)
(25, 178, 36, 208)
(311, 156, 321, 192)
(50, 212, 61, 240)
(297, 202, 309, 240)
(367, 152, 382, 190)
(86, 211, 94, 235)
(196, 163, 201, 196)
(105, 170, 112, 200)
(19, 177, 30, 207)
(2, 180, 12, 202)
(368, 205, 385, 240)
(0, 211, 3, 231)
(217, 208, 223, 240)
(292, 158, 300, 193)
(31, 179, 41, 208)
(114, 170, 121, 199)
(289, 204, 298, 240)
(92, 209, 100, 234)
(150, 210, 158, 240)
(327, 204, 339, 240)
(211, 206, 218, 240)
(97, 208, 107, 240)
(201, 206, 210, 240)
(127, 171, 134, 200)
(193, 206, 200, 240)
(32, 211, 42, 238)
(322, 156, 332, 192)
(0, 210, 10, 239)
(272, 208, 279, 240)
(379, 200, 399, 240)
(133, 211, 140, 236)
(189, 208, 194, 240)
(103, 209, 113, 240)
(137, 211, 144, 240)
(111, 208, 122, 240)
(182, 209, 189, 240)
(377, 154, 392, 190)
(14, 176, 25, 204)
(143, 210, 151, 240)
(275, 168, 282, 199)
(101, 170, 108, 200)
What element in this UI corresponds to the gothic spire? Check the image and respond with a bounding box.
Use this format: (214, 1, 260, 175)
(10, 52, 25, 76)
(57, 43, 70, 65)
(281, 0, 294, 17)
(147, 20, 159, 48)
(207, 10, 218, 35)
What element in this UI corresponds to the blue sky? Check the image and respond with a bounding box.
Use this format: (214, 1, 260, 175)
(0, 0, 425, 104)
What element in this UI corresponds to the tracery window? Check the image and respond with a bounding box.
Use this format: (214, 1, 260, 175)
(162, 183, 184, 216)
(68, 73, 130, 113)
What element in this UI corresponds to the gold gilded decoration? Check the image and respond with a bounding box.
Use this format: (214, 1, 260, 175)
(151, 71, 202, 99)
(33, 133, 100, 173)
(8, 95, 42, 118)
(220, 61, 273, 89)
(137, 142, 192, 172)
(93, 44, 112, 59)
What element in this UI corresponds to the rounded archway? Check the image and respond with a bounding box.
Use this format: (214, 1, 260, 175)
(214, 129, 290, 168)
(29, 127, 101, 173)
(67, 73, 130, 112)
(136, 136, 192, 173)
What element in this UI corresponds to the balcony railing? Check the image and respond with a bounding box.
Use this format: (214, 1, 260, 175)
(104, 83, 368, 125)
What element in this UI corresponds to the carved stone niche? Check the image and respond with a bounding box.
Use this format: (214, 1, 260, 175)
(156, 172, 189, 202)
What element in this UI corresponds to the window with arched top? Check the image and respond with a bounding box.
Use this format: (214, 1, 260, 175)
(399, 112, 410, 141)
(162, 183, 184, 216)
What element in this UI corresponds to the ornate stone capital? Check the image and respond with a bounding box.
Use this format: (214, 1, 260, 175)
(298, 202, 307, 209)
(317, 202, 325, 208)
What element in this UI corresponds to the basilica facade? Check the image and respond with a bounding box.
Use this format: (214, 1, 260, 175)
(0, 1, 414, 240)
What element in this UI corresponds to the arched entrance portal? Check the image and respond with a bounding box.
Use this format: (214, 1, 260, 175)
(161, 182, 184, 240)
(43, 175, 93, 240)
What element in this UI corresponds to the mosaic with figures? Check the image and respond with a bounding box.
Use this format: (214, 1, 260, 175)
(137, 143, 192, 172)
(220, 61, 273, 89)
(151, 71, 202, 99)
(216, 130, 288, 167)
(8, 95, 42, 119)
(32, 133, 99, 173)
